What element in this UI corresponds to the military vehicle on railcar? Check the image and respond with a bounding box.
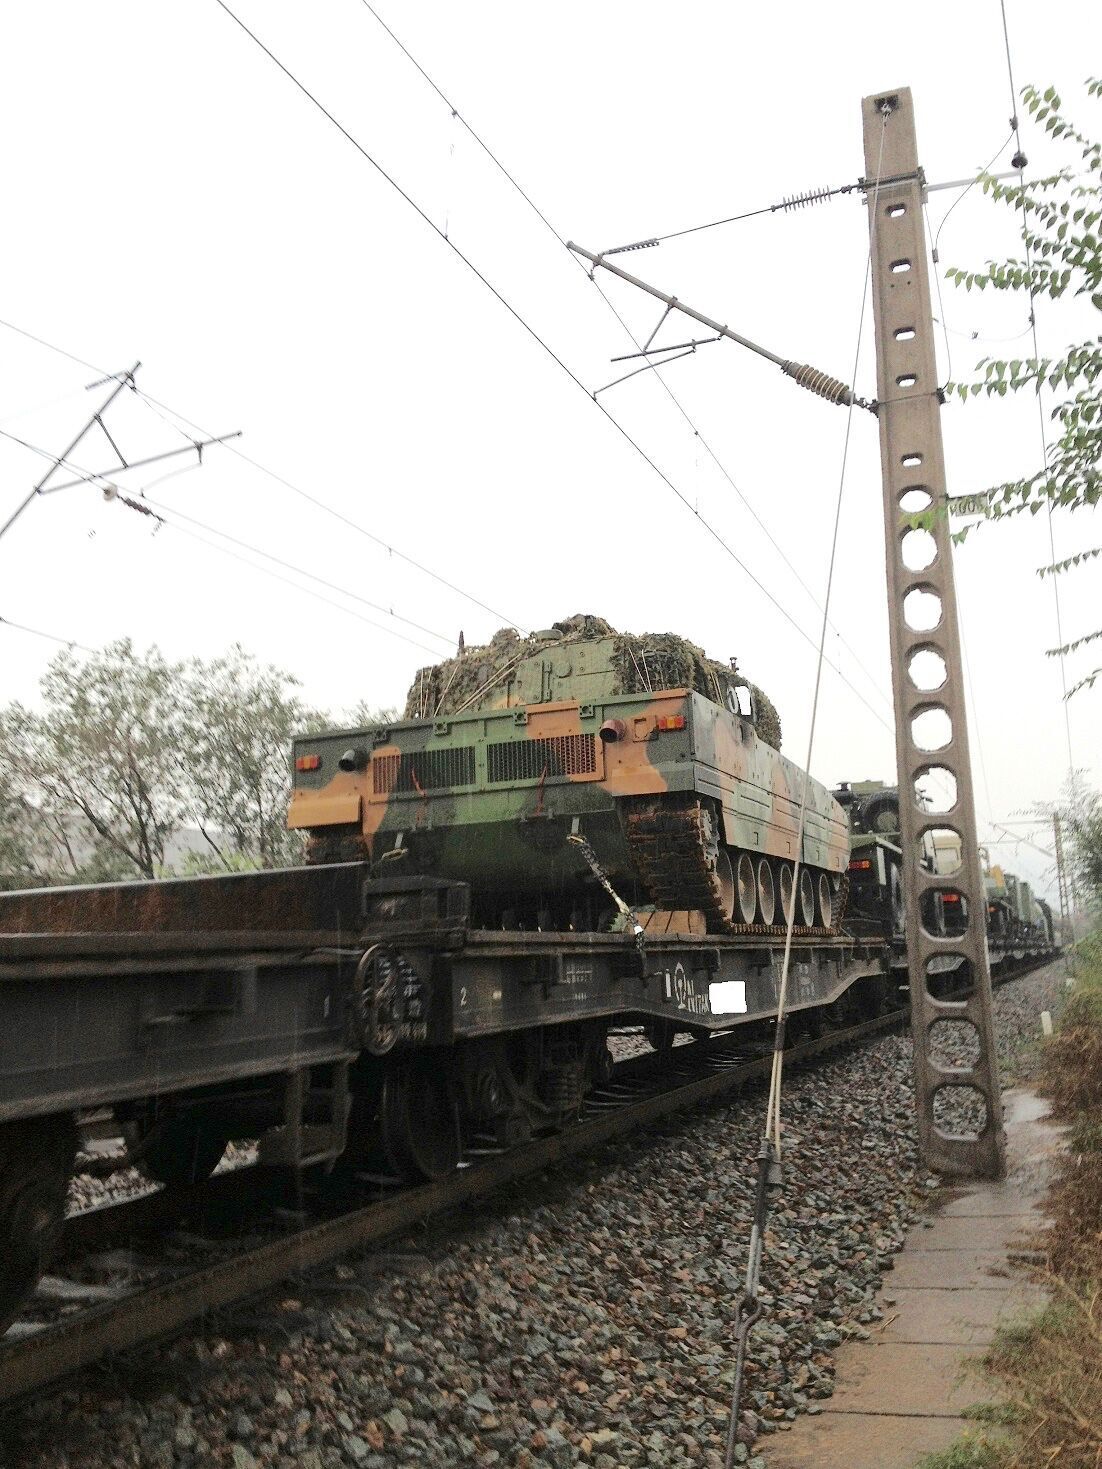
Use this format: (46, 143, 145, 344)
(288, 616, 850, 934)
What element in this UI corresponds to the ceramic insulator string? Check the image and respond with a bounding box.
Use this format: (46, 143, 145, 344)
(781, 360, 856, 407)
(778, 185, 835, 211)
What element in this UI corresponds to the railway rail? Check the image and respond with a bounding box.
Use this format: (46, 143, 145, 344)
(0, 860, 1057, 1408)
(0, 1003, 908, 1406)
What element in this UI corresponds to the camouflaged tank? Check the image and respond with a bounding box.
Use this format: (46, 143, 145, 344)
(288, 615, 850, 933)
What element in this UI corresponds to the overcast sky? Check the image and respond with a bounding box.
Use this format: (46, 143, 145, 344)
(2, 0, 1099, 903)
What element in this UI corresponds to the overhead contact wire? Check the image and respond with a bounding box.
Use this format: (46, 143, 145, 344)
(0, 615, 94, 655)
(131, 388, 525, 634)
(344, 1, 894, 729)
(605, 183, 857, 253)
(724, 103, 890, 1469)
(153, 512, 444, 657)
(141, 496, 455, 648)
(996, 0, 1075, 773)
(923, 130, 1015, 384)
(0, 428, 450, 658)
(356, 0, 893, 720)
(0, 316, 524, 635)
(766, 112, 889, 1158)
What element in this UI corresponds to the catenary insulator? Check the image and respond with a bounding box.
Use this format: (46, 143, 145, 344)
(781, 360, 854, 406)
(777, 185, 832, 212)
(605, 238, 659, 255)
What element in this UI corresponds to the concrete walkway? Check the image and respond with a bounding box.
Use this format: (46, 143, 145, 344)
(764, 1089, 1063, 1469)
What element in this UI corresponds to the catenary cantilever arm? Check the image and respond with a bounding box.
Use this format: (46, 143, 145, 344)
(567, 241, 873, 411)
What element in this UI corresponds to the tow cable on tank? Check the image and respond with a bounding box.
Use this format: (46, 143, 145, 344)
(566, 832, 647, 970)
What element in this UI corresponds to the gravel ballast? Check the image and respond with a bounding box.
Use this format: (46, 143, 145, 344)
(2, 962, 1069, 1469)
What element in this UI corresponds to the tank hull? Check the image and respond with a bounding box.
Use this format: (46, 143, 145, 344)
(289, 689, 849, 908)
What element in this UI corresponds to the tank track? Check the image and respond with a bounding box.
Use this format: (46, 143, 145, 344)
(623, 796, 846, 938)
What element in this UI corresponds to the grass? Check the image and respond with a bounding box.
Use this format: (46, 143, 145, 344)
(1041, 934, 1102, 1285)
(922, 937, 1102, 1469)
(916, 1438, 1012, 1469)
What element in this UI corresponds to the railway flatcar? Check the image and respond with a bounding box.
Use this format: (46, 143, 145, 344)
(0, 861, 897, 1334)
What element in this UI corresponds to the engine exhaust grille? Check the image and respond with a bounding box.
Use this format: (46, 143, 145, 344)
(487, 734, 597, 784)
(373, 747, 476, 795)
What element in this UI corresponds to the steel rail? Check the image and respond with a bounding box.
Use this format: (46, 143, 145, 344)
(0, 1014, 899, 1402)
(0, 954, 1057, 1405)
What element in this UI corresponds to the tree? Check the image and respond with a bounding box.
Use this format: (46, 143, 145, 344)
(342, 699, 399, 729)
(1, 641, 189, 881)
(947, 79, 1101, 697)
(0, 640, 398, 887)
(0, 781, 60, 891)
(1068, 783, 1102, 915)
(176, 646, 327, 872)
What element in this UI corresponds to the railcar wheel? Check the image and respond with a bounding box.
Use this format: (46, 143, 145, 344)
(798, 869, 815, 927)
(0, 1117, 77, 1333)
(734, 853, 757, 925)
(130, 1115, 230, 1188)
(379, 1057, 461, 1182)
(756, 859, 776, 925)
(777, 862, 795, 924)
(817, 873, 834, 929)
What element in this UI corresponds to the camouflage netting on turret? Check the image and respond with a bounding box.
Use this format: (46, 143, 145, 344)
(403, 613, 782, 749)
(608, 631, 781, 750)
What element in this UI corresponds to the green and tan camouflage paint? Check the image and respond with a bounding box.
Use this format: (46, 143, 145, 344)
(288, 632, 848, 890)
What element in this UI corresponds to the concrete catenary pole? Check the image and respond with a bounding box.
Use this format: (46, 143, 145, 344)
(862, 88, 1006, 1178)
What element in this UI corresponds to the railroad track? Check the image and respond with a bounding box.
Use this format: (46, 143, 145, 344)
(0, 1007, 905, 1407)
(0, 953, 1049, 1408)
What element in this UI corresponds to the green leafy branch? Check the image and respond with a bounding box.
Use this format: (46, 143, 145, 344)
(946, 79, 1101, 698)
(1038, 545, 1102, 578)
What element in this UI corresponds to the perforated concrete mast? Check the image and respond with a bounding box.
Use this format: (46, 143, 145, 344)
(862, 89, 1006, 1178)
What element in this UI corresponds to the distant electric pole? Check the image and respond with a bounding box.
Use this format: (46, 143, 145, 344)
(862, 88, 1005, 1179)
(0, 362, 239, 544)
(0, 364, 140, 542)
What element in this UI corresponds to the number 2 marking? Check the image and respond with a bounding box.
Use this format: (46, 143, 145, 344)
(459, 987, 468, 1008)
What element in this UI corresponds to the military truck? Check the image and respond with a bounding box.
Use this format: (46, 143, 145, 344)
(834, 781, 905, 939)
(288, 616, 849, 934)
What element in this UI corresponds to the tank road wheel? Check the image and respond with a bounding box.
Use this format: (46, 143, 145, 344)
(798, 869, 815, 928)
(776, 862, 795, 924)
(379, 1056, 461, 1182)
(0, 1117, 77, 1333)
(817, 872, 834, 930)
(756, 859, 776, 926)
(734, 853, 757, 925)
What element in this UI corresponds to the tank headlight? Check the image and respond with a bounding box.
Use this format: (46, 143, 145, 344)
(598, 719, 627, 743)
(338, 747, 369, 772)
